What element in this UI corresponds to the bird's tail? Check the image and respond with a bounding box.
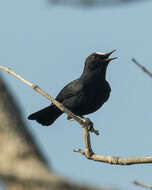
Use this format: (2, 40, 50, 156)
(28, 105, 62, 126)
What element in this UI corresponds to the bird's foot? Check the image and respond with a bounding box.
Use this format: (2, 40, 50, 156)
(82, 117, 99, 135)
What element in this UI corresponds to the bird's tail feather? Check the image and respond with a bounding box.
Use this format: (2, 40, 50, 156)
(28, 105, 62, 126)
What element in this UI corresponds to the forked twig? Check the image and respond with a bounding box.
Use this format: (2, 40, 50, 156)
(74, 125, 152, 165)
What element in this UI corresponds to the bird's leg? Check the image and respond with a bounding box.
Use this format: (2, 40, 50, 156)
(67, 114, 99, 135)
(67, 115, 74, 121)
(82, 118, 93, 131)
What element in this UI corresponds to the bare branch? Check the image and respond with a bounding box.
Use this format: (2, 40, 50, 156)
(132, 180, 152, 189)
(132, 58, 152, 78)
(74, 126, 152, 165)
(1, 66, 152, 165)
(0, 66, 99, 135)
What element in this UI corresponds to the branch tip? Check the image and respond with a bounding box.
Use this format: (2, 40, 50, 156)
(73, 149, 85, 155)
(132, 58, 152, 78)
(132, 180, 152, 189)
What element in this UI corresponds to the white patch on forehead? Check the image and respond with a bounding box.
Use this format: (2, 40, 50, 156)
(95, 52, 106, 55)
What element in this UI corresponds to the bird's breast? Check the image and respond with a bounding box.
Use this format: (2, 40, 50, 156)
(75, 80, 111, 115)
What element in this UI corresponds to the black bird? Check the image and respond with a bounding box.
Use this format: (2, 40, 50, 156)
(28, 50, 117, 126)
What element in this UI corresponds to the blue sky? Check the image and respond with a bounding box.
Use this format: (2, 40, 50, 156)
(0, 1, 152, 190)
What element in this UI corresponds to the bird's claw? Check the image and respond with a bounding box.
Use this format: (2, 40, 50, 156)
(82, 118, 99, 135)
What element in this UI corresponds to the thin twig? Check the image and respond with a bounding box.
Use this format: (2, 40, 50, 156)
(132, 180, 152, 189)
(132, 58, 152, 78)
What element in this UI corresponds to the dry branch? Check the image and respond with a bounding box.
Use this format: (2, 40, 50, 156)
(0, 66, 98, 135)
(1, 66, 152, 165)
(74, 125, 152, 165)
(133, 180, 152, 189)
(132, 58, 152, 78)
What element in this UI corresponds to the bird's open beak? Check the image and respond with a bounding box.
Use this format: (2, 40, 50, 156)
(95, 50, 118, 62)
(104, 50, 118, 62)
(104, 50, 116, 57)
(106, 57, 118, 62)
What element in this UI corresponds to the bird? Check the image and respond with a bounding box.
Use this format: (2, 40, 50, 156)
(28, 50, 117, 126)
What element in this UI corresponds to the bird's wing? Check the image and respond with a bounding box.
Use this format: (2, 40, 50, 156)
(55, 78, 83, 103)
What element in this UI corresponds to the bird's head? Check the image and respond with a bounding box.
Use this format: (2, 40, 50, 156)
(82, 50, 117, 80)
(84, 50, 117, 72)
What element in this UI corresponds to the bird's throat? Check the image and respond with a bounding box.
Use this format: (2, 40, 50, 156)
(80, 71, 106, 86)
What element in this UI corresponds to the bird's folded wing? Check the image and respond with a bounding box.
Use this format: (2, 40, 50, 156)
(55, 78, 83, 103)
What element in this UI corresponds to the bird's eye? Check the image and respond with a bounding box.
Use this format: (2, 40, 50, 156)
(92, 55, 96, 59)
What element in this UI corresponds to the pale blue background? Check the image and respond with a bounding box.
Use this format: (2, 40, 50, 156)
(0, 1, 152, 190)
